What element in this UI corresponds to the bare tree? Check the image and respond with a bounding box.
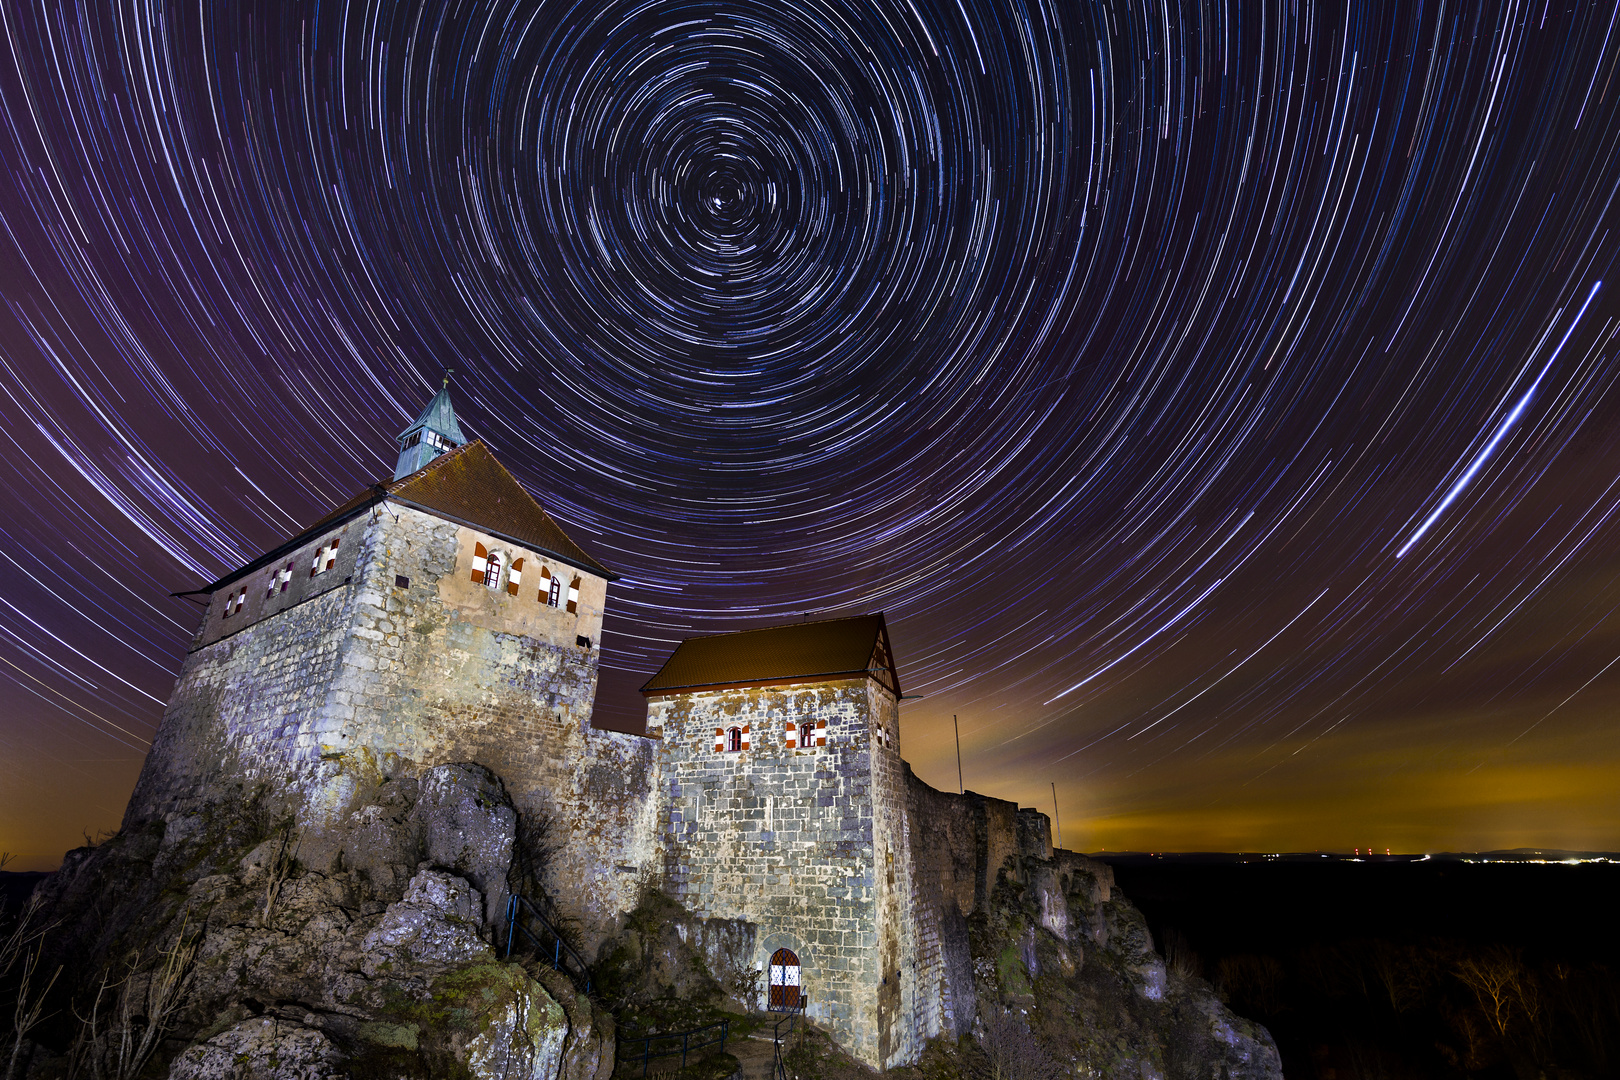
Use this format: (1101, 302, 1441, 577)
(67, 916, 200, 1080)
(1160, 928, 1202, 982)
(1452, 946, 1531, 1040)
(2, 856, 62, 1080)
(259, 824, 300, 927)
(976, 1008, 1061, 1080)
(1368, 941, 1431, 1015)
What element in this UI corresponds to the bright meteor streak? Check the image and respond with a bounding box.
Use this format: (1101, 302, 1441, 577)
(1396, 281, 1602, 559)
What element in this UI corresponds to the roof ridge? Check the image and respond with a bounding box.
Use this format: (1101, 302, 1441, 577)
(673, 612, 884, 644)
(385, 437, 479, 492)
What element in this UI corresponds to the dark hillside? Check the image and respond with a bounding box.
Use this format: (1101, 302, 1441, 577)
(1098, 855, 1620, 1079)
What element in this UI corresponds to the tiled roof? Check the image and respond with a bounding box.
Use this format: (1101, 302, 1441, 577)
(201, 440, 613, 592)
(641, 613, 900, 695)
(382, 441, 613, 578)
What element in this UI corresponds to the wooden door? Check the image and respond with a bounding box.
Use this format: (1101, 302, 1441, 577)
(768, 948, 800, 1010)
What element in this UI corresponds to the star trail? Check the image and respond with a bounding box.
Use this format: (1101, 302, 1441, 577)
(2, 1, 1619, 867)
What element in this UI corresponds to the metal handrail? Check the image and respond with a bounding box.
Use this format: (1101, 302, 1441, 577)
(617, 1019, 730, 1079)
(772, 1002, 807, 1080)
(505, 893, 592, 993)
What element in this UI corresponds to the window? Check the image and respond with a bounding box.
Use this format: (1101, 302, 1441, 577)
(540, 566, 560, 607)
(710, 721, 753, 753)
(401, 431, 422, 450)
(567, 576, 581, 614)
(471, 543, 489, 583)
(310, 537, 340, 577)
(576, 635, 592, 649)
(484, 551, 503, 589)
(394, 574, 410, 589)
(224, 586, 246, 617)
(279, 562, 292, 593)
(798, 722, 818, 750)
(507, 558, 524, 596)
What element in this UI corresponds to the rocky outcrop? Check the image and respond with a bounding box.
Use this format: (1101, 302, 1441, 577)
(903, 770, 1281, 1080)
(956, 850, 1281, 1080)
(20, 760, 613, 1080)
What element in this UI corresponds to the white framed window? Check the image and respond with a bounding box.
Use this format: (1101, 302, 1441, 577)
(484, 551, 503, 589)
(310, 537, 340, 577)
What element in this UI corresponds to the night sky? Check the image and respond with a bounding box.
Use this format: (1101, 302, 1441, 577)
(3, 1, 1619, 871)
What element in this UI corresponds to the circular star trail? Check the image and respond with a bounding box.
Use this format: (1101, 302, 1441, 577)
(2, 1, 1620, 864)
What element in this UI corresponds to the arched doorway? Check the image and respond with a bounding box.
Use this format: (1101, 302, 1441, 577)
(768, 948, 801, 1011)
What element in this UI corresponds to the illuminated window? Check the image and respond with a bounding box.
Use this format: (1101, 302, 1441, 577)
(310, 537, 340, 577)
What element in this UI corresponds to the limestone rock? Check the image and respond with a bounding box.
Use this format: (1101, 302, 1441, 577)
(168, 1018, 342, 1080)
(361, 869, 491, 974)
(410, 762, 517, 929)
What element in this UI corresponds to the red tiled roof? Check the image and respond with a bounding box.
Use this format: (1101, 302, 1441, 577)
(641, 614, 900, 695)
(379, 441, 612, 578)
(203, 441, 613, 592)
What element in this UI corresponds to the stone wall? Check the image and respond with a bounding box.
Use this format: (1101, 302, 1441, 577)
(302, 506, 654, 945)
(125, 509, 378, 824)
(866, 680, 920, 1067)
(645, 678, 891, 1066)
(126, 502, 657, 948)
(902, 769, 1120, 1043)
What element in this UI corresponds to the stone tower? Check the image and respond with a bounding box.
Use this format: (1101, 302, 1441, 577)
(127, 388, 661, 938)
(640, 615, 920, 1068)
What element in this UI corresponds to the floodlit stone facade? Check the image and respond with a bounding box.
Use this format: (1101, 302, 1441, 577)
(646, 675, 919, 1066)
(129, 391, 1092, 1071)
(127, 434, 658, 943)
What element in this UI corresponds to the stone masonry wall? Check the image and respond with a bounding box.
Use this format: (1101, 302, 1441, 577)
(645, 678, 888, 1066)
(284, 505, 657, 947)
(902, 770, 1120, 1043)
(866, 680, 920, 1067)
(127, 502, 658, 949)
(125, 511, 376, 824)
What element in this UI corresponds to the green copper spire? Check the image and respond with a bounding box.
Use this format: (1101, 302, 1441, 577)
(394, 373, 467, 480)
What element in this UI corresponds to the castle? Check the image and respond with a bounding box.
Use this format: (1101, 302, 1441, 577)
(129, 387, 1097, 1069)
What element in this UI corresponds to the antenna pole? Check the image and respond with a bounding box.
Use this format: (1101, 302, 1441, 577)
(954, 715, 963, 794)
(1051, 782, 1064, 851)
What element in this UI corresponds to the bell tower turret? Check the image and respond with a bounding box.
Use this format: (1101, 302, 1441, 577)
(395, 375, 467, 480)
